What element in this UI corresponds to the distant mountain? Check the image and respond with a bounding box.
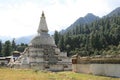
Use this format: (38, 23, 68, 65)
(0, 36, 12, 43)
(15, 35, 34, 44)
(61, 7, 120, 34)
(61, 13, 99, 33)
(0, 31, 54, 44)
(107, 7, 120, 17)
(0, 35, 33, 44)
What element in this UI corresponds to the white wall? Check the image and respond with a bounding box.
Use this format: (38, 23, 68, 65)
(50, 64, 64, 71)
(64, 64, 72, 71)
(72, 64, 91, 74)
(90, 64, 120, 77)
(72, 64, 120, 77)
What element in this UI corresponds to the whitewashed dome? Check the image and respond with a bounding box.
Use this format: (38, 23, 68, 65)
(30, 33, 55, 46)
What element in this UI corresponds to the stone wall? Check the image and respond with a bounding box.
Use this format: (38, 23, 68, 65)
(72, 64, 120, 77)
(91, 64, 120, 77)
(72, 55, 120, 77)
(49, 64, 64, 71)
(72, 64, 91, 74)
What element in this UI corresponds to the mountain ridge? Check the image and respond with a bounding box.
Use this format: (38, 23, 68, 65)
(61, 13, 100, 34)
(107, 7, 120, 17)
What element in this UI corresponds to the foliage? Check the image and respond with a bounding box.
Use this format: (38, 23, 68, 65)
(58, 35, 65, 52)
(12, 38, 16, 51)
(0, 40, 2, 56)
(2, 40, 12, 56)
(16, 43, 28, 52)
(54, 30, 59, 46)
(54, 15, 120, 56)
(0, 39, 28, 57)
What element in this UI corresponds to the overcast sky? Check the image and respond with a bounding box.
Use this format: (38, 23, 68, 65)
(0, 0, 120, 38)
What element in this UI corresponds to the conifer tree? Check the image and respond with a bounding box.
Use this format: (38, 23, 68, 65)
(54, 30, 59, 46)
(58, 36, 65, 52)
(0, 41, 2, 56)
(3, 40, 12, 56)
(12, 38, 16, 51)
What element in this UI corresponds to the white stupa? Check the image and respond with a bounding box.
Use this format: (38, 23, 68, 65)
(11, 11, 71, 71)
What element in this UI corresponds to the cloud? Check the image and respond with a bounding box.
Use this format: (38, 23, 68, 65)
(0, 1, 41, 37)
(0, 0, 120, 37)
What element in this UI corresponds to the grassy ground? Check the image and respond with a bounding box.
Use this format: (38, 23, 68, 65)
(0, 68, 120, 80)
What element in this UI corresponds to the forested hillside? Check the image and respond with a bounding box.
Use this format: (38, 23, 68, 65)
(54, 7, 120, 56)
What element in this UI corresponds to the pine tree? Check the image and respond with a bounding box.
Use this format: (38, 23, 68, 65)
(3, 40, 12, 56)
(58, 36, 65, 52)
(54, 30, 59, 46)
(12, 38, 16, 51)
(16, 43, 28, 52)
(0, 41, 2, 56)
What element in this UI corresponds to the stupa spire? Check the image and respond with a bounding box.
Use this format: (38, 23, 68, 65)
(37, 11, 48, 33)
(42, 11, 45, 17)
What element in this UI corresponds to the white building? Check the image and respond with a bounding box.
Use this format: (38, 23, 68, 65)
(11, 12, 72, 71)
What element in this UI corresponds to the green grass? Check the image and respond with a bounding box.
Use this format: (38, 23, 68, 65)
(0, 68, 120, 80)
